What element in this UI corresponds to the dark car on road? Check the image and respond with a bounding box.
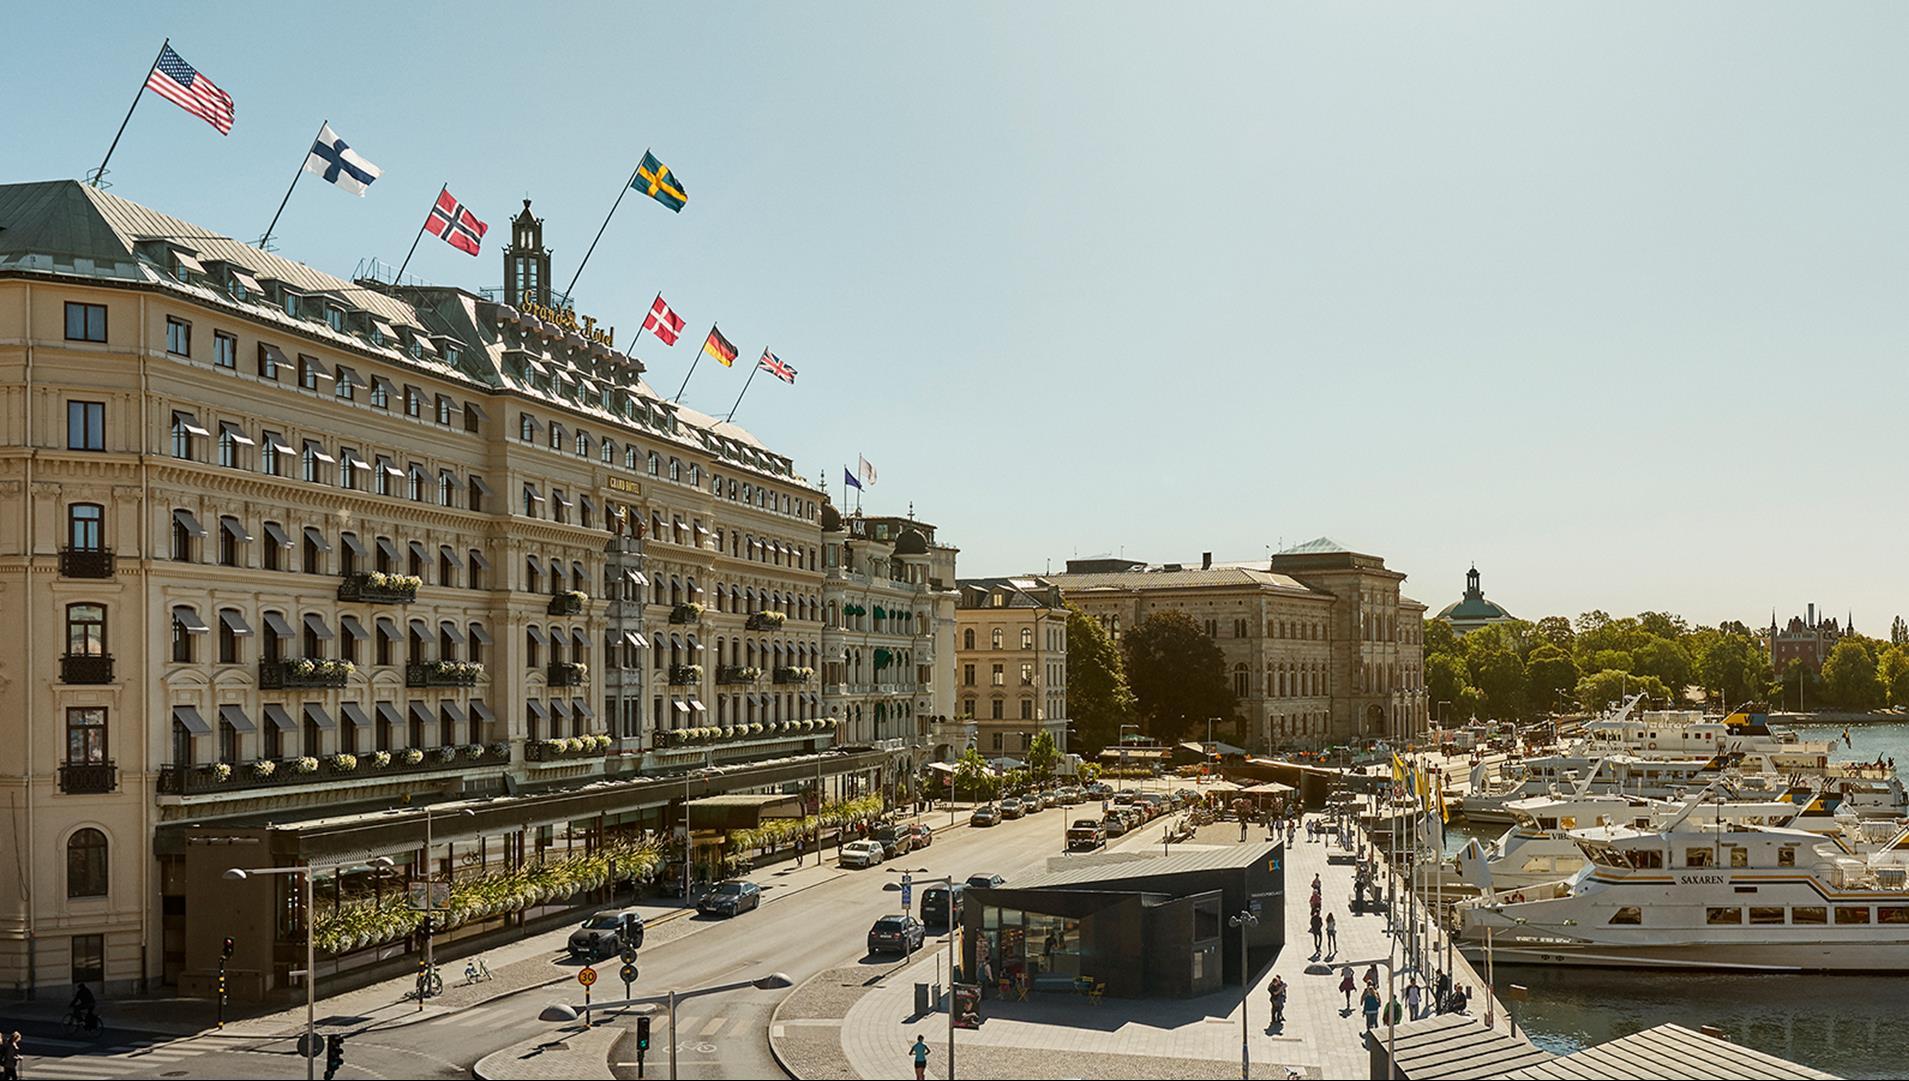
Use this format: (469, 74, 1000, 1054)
(697, 880, 761, 917)
(867, 914, 926, 955)
(921, 883, 966, 928)
(969, 805, 999, 827)
(568, 908, 645, 960)
(871, 823, 913, 859)
(965, 872, 1006, 890)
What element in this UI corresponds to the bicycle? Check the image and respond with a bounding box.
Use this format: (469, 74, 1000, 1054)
(61, 1009, 102, 1039)
(463, 957, 493, 985)
(410, 964, 444, 1000)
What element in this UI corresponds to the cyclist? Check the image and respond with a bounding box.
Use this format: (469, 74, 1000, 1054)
(70, 982, 98, 1032)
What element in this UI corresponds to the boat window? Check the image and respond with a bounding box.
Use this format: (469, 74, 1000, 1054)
(1685, 847, 1714, 868)
(1633, 849, 1663, 868)
(1777, 846, 1797, 867)
(1728, 847, 1748, 868)
(1835, 906, 1872, 925)
(1537, 818, 1558, 830)
(1559, 817, 1577, 829)
(1792, 906, 1827, 925)
(1607, 906, 1642, 925)
(1748, 906, 1785, 925)
(1878, 907, 1909, 924)
(1704, 907, 1742, 925)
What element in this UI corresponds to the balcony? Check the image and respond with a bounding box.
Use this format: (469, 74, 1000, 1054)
(744, 611, 787, 632)
(60, 653, 114, 685)
(524, 734, 612, 763)
(773, 666, 815, 685)
(58, 761, 117, 795)
(717, 665, 762, 685)
(406, 661, 484, 688)
(258, 658, 352, 689)
(547, 591, 587, 617)
(547, 661, 589, 687)
(667, 664, 703, 686)
(336, 571, 419, 605)
(157, 745, 500, 796)
(654, 718, 837, 749)
(59, 548, 115, 579)
(668, 603, 705, 625)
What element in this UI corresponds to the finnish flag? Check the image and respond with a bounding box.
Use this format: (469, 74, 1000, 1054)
(303, 122, 382, 196)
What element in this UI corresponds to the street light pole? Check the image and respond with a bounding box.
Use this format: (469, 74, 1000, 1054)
(1229, 909, 1258, 1081)
(420, 806, 474, 1010)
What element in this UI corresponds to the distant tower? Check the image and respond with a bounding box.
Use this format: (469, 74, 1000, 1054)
(503, 199, 551, 308)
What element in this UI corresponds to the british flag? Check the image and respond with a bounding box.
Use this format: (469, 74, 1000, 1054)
(641, 295, 686, 345)
(424, 188, 487, 256)
(758, 350, 797, 385)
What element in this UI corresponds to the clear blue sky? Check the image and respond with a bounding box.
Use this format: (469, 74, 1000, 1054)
(8, 3, 1905, 630)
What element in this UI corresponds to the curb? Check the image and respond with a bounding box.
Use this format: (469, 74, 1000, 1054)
(766, 967, 827, 1081)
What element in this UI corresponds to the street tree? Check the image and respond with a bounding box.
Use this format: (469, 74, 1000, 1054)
(1026, 730, 1060, 779)
(1065, 605, 1136, 756)
(952, 747, 995, 802)
(1631, 637, 1693, 700)
(1695, 631, 1770, 707)
(1576, 669, 1672, 712)
(1532, 615, 1576, 653)
(1880, 647, 1909, 708)
(1122, 611, 1235, 744)
(1525, 644, 1580, 714)
(1820, 639, 1884, 710)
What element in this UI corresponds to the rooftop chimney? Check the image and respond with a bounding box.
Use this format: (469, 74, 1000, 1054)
(1201, 552, 1213, 570)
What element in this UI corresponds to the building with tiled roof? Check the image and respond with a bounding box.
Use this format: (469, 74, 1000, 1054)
(1046, 539, 1426, 750)
(954, 577, 1070, 760)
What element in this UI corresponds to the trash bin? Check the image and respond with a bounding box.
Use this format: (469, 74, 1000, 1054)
(915, 982, 930, 1014)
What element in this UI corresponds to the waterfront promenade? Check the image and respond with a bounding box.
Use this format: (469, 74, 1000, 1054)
(770, 809, 1504, 1079)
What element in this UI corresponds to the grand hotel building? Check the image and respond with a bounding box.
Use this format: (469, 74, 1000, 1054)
(0, 181, 923, 998)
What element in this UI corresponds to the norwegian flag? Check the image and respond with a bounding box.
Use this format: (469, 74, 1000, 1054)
(758, 349, 797, 384)
(424, 187, 487, 256)
(641, 295, 686, 345)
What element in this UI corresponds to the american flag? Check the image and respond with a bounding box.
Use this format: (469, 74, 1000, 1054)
(424, 188, 487, 256)
(759, 350, 797, 385)
(145, 44, 234, 135)
(641, 295, 686, 345)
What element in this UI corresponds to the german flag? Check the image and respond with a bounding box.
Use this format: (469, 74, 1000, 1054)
(701, 325, 738, 367)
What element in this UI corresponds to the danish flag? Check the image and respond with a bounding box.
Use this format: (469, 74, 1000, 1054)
(641, 295, 686, 345)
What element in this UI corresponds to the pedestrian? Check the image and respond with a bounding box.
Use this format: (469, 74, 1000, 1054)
(0, 1031, 17, 1081)
(1435, 970, 1452, 1014)
(1405, 979, 1422, 1020)
(1338, 966, 1357, 1011)
(1361, 987, 1381, 1030)
(1325, 912, 1337, 955)
(1268, 975, 1287, 1026)
(1311, 873, 1322, 895)
(1364, 964, 1379, 993)
(909, 1033, 931, 1080)
(1309, 909, 1323, 952)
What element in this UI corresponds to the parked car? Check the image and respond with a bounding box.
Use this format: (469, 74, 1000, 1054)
(568, 908, 645, 960)
(867, 914, 926, 955)
(1059, 787, 1085, 805)
(1067, 818, 1106, 851)
(698, 880, 762, 917)
(970, 805, 1000, 827)
(1022, 795, 1046, 814)
(921, 883, 966, 928)
(840, 840, 886, 868)
(1102, 813, 1129, 837)
(1038, 791, 1059, 809)
(1085, 782, 1113, 800)
(1113, 792, 1140, 806)
(907, 823, 934, 848)
(871, 823, 913, 859)
(999, 798, 1025, 820)
(966, 872, 1006, 890)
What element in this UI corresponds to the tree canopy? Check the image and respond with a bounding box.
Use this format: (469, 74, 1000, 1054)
(1122, 610, 1235, 744)
(1065, 604, 1135, 756)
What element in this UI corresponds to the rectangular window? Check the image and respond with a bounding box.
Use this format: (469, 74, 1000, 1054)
(404, 387, 421, 418)
(66, 706, 107, 765)
(370, 380, 389, 409)
(1879, 906, 1909, 924)
(1836, 906, 1872, 925)
(64, 302, 107, 343)
(166, 316, 190, 356)
(1704, 907, 1742, 925)
(1792, 906, 1827, 925)
(67, 401, 105, 451)
(70, 934, 104, 985)
(1748, 906, 1786, 925)
(1685, 847, 1713, 868)
(213, 330, 237, 369)
(1607, 906, 1642, 925)
(257, 342, 280, 380)
(298, 355, 320, 391)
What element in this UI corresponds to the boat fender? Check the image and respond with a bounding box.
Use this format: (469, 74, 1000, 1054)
(1648, 742, 1658, 750)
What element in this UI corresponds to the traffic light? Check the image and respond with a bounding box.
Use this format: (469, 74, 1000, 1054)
(324, 1034, 345, 1080)
(635, 1014, 651, 1051)
(221, 936, 235, 959)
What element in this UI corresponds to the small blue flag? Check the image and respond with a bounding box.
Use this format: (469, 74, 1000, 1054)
(844, 467, 863, 491)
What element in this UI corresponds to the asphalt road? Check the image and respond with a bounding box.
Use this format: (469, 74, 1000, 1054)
(28, 783, 1190, 1080)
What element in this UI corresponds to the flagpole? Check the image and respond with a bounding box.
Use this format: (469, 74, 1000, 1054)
(259, 119, 326, 249)
(392, 183, 445, 285)
(628, 291, 660, 352)
(92, 38, 169, 187)
(674, 324, 714, 403)
(562, 158, 643, 307)
(723, 359, 762, 423)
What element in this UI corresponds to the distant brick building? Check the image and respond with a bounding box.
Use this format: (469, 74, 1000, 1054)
(1768, 604, 1849, 673)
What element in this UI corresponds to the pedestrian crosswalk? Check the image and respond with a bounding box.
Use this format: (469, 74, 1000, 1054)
(25, 1038, 210, 1078)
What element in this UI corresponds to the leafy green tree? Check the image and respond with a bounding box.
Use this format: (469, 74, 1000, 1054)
(1637, 611, 1690, 641)
(1466, 640, 1528, 720)
(1532, 615, 1576, 653)
(1820, 639, 1884, 709)
(1065, 605, 1136, 756)
(952, 747, 996, 801)
(1695, 631, 1771, 707)
(1525, 644, 1580, 713)
(1631, 637, 1693, 700)
(1423, 618, 1461, 659)
(1880, 647, 1909, 708)
(1122, 611, 1235, 743)
(1425, 653, 1476, 726)
(1773, 659, 1823, 712)
(1585, 649, 1634, 674)
(1027, 730, 1060, 779)
(1576, 669, 1672, 712)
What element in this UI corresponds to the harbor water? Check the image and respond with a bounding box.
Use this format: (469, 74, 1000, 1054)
(1460, 720, 1909, 1079)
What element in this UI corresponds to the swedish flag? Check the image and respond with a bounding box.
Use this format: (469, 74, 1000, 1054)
(632, 150, 687, 212)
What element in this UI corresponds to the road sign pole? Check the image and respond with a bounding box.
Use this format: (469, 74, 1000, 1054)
(578, 965, 599, 1027)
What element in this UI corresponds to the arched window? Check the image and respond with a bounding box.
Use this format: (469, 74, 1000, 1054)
(624, 445, 638, 470)
(576, 431, 590, 456)
(67, 828, 108, 898)
(601, 437, 614, 464)
(1021, 627, 1033, 650)
(991, 628, 1003, 650)
(963, 628, 975, 650)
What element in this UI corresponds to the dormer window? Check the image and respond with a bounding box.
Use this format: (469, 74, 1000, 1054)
(325, 306, 345, 333)
(408, 339, 423, 359)
(282, 292, 300, 318)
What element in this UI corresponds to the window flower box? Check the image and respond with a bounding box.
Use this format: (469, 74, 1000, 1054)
(668, 664, 703, 685)
(330, 753, 358, 772)
(337, 571, 421, 604)
(717, 665, 762, 685)
(669, 602, 704, 624)
(259, 657, 353, 689)
(548, 661, 589, 687)
(773, 666, 815, 684)
(547, 590, 588, 616)
(406, 660, 484, 688)
(745, 610, 786, 631)
(525, 734, 611, 762)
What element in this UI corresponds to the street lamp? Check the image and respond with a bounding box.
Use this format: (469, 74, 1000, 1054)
(224, 855, 394, 1081)
(418, 806, 476, 1008)
(680, 761, 715, 901)
(889, 867, 957, 1081)
(1228, 909, 1259, 1081)
(538, 971, 793, 1080)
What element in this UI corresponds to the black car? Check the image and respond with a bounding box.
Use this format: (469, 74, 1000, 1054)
(568, 908, 645, 960)
(965, 873, 1005, 890)
(697, 880, 761, 917)
(871, 824, 912, 859)
(867, 914, 926, 955)
(920, 883, 966, 928)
